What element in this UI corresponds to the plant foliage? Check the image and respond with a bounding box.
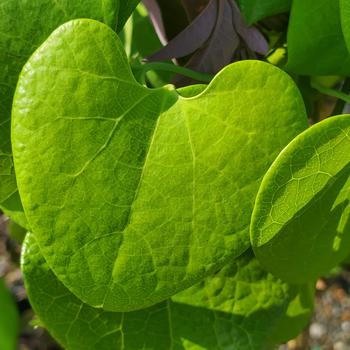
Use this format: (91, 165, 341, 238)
(12, 19, 308, 312)
(251, 114, 350, 282)
(1, 0, 350, 348)
(23, 232, 313, 350)
(287, 0, 350, 75)
(0, 279, 19, 350)
(238, 0, 291, 24)
(0, 0, 139, 227)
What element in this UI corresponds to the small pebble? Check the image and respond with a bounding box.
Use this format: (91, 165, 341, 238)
(287, 340, 297, 349)
(341, 321, 350, 333)
(335, 288, 347, 301)
(309, 323, 327, 340)
(341, 310, 350, 321)
(334, 341, 350, 350)
(316, 279, 327, 291)
(333, 305, 343, 317)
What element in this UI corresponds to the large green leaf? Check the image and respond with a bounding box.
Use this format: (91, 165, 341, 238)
(237, 0, 291, 25)
(251, 114, 350, 283)
(22, 232, 313, 350)
(340, 0, 350, 54)
(0, 0, 141, 225)
(287, 0, 350, 76)
(12, 19, 308, 312)
(0, 279, 19, 350)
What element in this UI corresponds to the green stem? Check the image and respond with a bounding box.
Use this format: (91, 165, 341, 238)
(332, 78, 350, 115)
(311, 79, 350, 117)
(139, 62, 214, 84)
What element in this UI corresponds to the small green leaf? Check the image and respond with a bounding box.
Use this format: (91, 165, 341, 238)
(22, 232, 313, 350)
(287, 0, 350, 76)
(251, 114, 350, 283)
(0, 279, 19, 350)
(13, 19, 308, 312)
(238, 0, 291, 24)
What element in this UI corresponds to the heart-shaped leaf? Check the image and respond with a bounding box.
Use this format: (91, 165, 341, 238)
(13, 19, 308, 311)
(22, 232, 313, 350)
(287, 0, 350, 76)
(0, 0, 140, 226)
(251, 114, 350, 283)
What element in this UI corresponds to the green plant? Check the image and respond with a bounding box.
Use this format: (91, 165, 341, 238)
(0, 279, 19, 350)
(251, 114, 350, 283)
(0, 0, 138, 227)
(2, 0, 350, 349)
(22, 232, 313, 349)
(12, 19, 308, 312)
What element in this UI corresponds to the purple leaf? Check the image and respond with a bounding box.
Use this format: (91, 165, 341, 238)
(144, 0, 269, 87)
(230, 0, 268, 55)
(142, 0, 168, 44)
(146, 0, 218, 61)
(175, 0, 269, 86)
(180, 0, 240, 74)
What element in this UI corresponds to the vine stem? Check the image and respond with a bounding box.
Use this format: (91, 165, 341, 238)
(138, 62, 214, 85)
(311, 80, 350, 104)
(332, 78, 350, 115)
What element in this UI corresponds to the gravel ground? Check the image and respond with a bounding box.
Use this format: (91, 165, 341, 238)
(308, 273, 350, 349)
(279, 272, 350, 350)
(1, 214, 350, 350)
